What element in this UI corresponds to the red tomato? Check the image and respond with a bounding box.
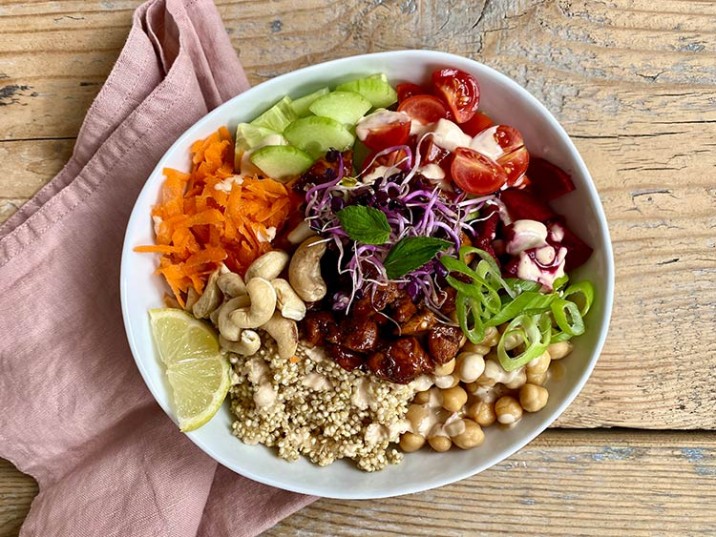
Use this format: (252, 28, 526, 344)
(459, 111, 494, 136)
(396, 82, 426, 102)
(432, 68, 480, 124)
(498, 146, 530, 186)
(362, 147, 411, 175)
(450, 147, 507, 195)
(493, 125, 525, 154)
(356, 111, 411, 151)
(418, 138, 450, 166)
(397, 95, 450, 124)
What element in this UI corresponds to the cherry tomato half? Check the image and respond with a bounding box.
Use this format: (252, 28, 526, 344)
(356, 111, 411, 151)
(459, 110, 495, 136)
(493, 125, 525, 154)
(397, 94, 450, 124)
(396, 82, 426, 102)
(362, 147, 412, 175)
(432, 68, 480, 124)
(498, 146, 530, 186)
(418, 137, 450, 166)
(450, 147, 507, 195)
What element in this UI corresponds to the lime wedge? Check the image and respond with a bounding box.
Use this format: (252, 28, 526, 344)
(148, 308, 230, 432)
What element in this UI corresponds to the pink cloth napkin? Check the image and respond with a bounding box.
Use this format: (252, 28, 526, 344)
(0, 1, 316, 535)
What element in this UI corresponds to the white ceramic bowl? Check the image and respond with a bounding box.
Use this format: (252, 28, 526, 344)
(120, 50, 614, 499)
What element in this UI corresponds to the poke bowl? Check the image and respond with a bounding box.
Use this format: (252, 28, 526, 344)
(120, 50, 614, 499)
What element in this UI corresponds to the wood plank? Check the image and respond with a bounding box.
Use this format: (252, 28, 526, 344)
(267, 430, 716, 537)
(0, 459, 37, 537)
(3, 430, 716, 537)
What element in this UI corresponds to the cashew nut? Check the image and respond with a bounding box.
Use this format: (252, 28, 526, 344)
(192, 269, 223, 319)
(288, 237, 328, 302)
(220, 331, 261, 356)
(271, 278, 307, 321)
(260, 312, 299, 360)
(217, 295, 251, 341)
(287, 220, 317, 245)
(217, 271, 246, 298)
(245, 250, 290, 281)
(229, 277, 277, 328)
(185, 287, 199, 312)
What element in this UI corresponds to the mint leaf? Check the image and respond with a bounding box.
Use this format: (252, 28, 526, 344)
(385, 237, 452, 279)
(336, 205, 391, 245)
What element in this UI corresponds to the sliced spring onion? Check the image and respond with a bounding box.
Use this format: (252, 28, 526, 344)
(486, 291, 556, 327)
(441, 248, 594, 366)
(456, 292, 485, 343)
(552, 274, 569, 291)
(496, 313, 552, 372)
(551, 298, 585, 337)
(562, 280, 594, 317)
(504, 278, 542, 294)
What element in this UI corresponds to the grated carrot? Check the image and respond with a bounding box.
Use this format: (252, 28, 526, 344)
(136, 127, 295, 307)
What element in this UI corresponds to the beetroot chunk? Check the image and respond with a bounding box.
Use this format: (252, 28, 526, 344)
(551, 220, 593, 271)
(500, 188, 556, 222)
(527, 157, 576, 201)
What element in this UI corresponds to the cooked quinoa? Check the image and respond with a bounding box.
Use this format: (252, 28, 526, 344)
(228, 338, 417, 471)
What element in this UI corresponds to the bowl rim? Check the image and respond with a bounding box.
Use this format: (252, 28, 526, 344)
(120, 49, 615, 499)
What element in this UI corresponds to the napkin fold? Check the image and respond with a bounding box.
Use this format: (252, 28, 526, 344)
(0, 1, 315, 535)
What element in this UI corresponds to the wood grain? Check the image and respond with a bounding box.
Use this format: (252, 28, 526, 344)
(0, 460, 37, 537)
(267, 430, 716, 537)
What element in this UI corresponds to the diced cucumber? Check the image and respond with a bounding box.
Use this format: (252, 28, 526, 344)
(291, 87, 330, 117)
(309, 91, 372, 125)
(234, 124, 286, 173)
(235, 123, 277, 152)
(250, 145, 313, 180)
(250, 96, 297, 132)
(284, 116, 355, 160)
(336, 74, 397, 109)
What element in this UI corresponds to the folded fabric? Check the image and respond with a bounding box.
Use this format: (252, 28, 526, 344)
(0, 1, 315, 535)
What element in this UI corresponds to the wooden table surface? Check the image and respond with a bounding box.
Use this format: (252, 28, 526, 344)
(1, 0, 715, 535)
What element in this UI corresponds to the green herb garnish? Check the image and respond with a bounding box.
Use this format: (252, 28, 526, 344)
(336, 205, 391, 245)
(384, 237, 451, 279)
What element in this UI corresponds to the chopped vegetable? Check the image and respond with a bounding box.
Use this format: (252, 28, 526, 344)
(136, 127, 294, 306)
(440, 246, 593, 371)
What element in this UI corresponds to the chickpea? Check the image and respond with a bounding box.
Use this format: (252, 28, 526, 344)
(443, 418, 466, 438)
(503, 332, 524, 351)
(435, 373, 460, 389)
(434, 358, 456, 376)
(453, 419, 485, 449)
(466, 400, 496, 427)
(441, 386, 468, 413)
(428, 434, 452, 452)
(456, 352, 486, 383)
(413, 390, 431, 405)
(462, 342, 490, 355)
(526, 369, 548, 386)
(548, 340, 573, 360)
(526, 351, 551, 375)
(519, 384, 549, 412)
(495, 395, 523, 424)
(406, 404, 431, 434)
(400, 432, 426, 453)
(481, 326, 500, 347)
(464, 381, 479, 395)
